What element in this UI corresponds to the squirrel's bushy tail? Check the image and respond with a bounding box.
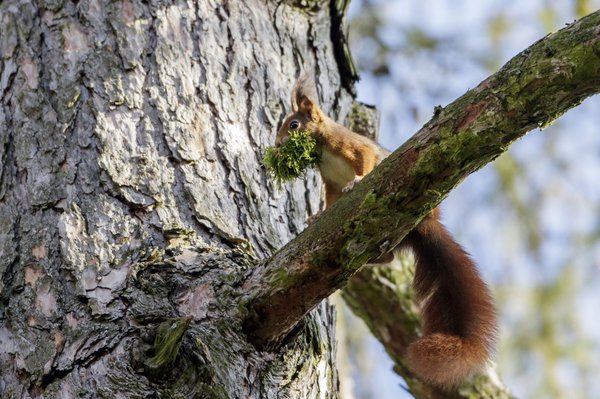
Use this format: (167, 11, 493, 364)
(402, 213, 498, 388)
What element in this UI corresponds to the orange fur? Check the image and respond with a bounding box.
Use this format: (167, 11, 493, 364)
(403, 215, 497, 387)
(275, 74, 498, 388)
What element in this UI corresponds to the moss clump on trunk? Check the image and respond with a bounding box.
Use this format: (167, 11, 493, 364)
(143, 318, 191, 380)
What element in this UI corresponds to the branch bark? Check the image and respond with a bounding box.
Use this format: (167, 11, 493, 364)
(242, 10, 600, 352)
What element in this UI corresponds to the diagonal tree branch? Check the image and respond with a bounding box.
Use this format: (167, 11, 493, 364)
(242, 8, 600, 359)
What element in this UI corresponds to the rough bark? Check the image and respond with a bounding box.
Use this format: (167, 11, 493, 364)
(0, 0, 346, 397)
(1, 0, 598, 396)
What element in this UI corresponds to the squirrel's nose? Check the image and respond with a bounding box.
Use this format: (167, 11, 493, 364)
(275, 136, 287, 147)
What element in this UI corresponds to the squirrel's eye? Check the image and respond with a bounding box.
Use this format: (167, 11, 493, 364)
(289, 120, 300, 130)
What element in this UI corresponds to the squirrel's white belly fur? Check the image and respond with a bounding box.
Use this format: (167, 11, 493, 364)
(318, 148, 356, 190)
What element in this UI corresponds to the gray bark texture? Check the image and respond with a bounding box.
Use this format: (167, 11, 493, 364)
(0, 0, 346, 397)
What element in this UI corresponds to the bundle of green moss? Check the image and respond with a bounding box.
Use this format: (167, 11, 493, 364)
(263, 130, 320, 188)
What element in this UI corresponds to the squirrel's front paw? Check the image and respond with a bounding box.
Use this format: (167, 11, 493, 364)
(342, 176, 363, 193)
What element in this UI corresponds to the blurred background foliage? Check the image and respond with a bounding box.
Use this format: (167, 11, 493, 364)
(336, 0, 600, 398)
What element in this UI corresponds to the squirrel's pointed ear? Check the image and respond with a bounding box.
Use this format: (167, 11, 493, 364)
(291, 87, 299, 112)
(291, 73, 320, 119)
(297, 93, 316, 117)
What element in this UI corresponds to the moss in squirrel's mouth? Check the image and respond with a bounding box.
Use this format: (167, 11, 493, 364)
(263, 130, 320, 188)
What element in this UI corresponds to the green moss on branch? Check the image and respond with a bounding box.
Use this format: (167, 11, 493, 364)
(143, 318, 190, 380)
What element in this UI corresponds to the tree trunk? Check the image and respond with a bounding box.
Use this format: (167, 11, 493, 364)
(0, 0, 345, 397)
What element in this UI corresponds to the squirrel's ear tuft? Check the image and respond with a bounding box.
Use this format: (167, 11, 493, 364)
(291, 73, 320, 119)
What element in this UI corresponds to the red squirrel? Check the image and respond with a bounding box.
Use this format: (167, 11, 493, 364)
(275, 74, 498, 389)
